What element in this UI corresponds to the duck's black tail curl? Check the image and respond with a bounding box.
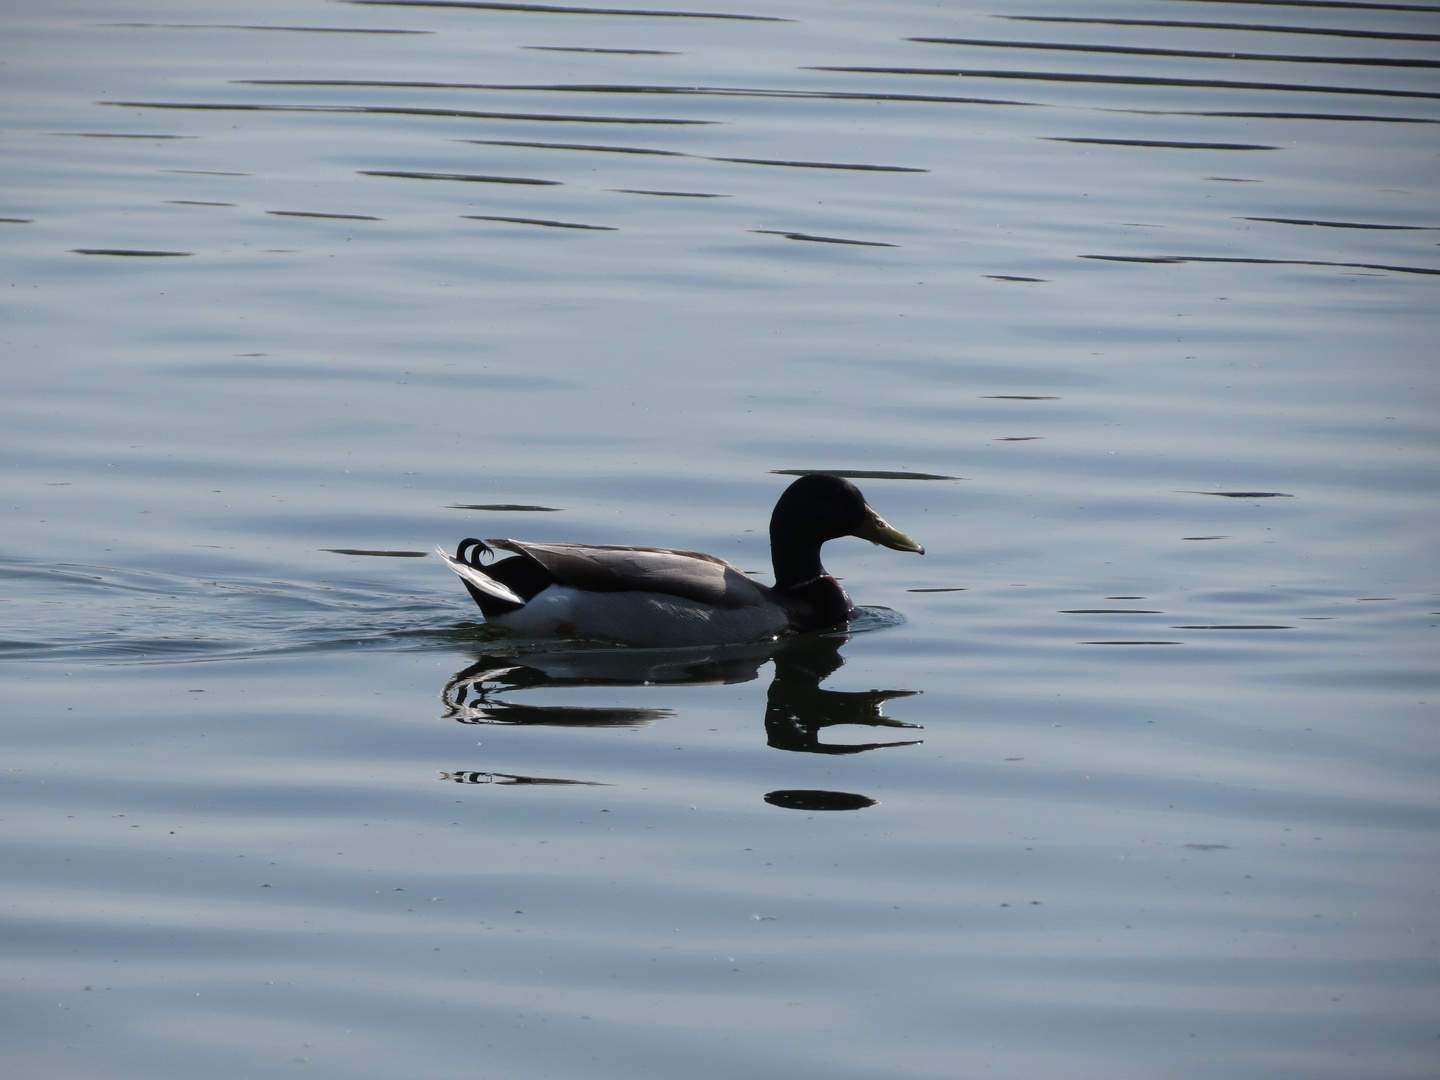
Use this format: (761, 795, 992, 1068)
(456, 538, 493, 568)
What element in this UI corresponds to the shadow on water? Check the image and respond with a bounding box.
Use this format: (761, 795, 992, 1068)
(439, 627, 921, 805)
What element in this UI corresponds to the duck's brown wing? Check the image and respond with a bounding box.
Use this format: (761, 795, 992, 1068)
(484, 540, 773, 611)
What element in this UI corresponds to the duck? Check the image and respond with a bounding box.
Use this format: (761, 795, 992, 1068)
(436, 473, 923, 648)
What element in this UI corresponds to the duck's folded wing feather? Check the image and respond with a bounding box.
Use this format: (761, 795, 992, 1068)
(486, 540, 772, 611)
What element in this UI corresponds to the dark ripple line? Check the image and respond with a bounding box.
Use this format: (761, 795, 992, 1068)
(752, 230, 898, 247)
(1148, 0, 1440, 11)
(460, 137, 685, 155)
(101, 101, 712, 124)
(522, 45, 679, 53)
(1045, 136, 1277, 149)
(806, 67, 1440, 100)
(612, 188, 726, 197)
(49, 131, 198, 138)
(104, 22, 432, 33)
(1178, 490, 1296, 497)
(1114, 108, 1439, 123)
(1173, 625, 1295, 629)
(1000, 15, 1440, 43)
(71, 248, 193, 256)
(720, 157, 925, 172)
(771, 469, 959, 480)
(322, 549, 430, 556)
(908, 37, 1440, 68)
(1081, 640, 1182, 645)
(447, 503, 563, 511)
(341, 0, 791, 20)
(267, 210, 383, 219)
(461, 214, 616, 229)
(1084, 255, 1440, 276)
(234, 78, 1032, 106)
(361, 169, 561, 184)
(1242, 216, 1438, 229)
(458, 138, 928, 171)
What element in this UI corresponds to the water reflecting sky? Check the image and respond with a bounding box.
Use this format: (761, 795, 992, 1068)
(2, 0, 1438, 1077)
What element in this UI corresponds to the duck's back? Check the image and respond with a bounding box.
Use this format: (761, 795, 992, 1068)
(488, 541, 772, 609)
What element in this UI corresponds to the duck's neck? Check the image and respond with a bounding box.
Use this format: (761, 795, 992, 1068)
(770, 534, 855, 630)
(770, 533, 827, 592)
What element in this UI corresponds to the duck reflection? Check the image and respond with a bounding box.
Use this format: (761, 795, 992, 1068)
(764, 789, 877, 811)
(762, 635, 920, 755)
(438, 770, 608, 787)
(441, 636, 781, 727)
(439, 634, 920, 804)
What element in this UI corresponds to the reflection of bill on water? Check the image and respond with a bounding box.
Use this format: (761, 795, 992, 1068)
(438, 770, 609, 787)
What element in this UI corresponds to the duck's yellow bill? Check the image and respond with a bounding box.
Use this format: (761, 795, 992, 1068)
(854, 504, 924, 554)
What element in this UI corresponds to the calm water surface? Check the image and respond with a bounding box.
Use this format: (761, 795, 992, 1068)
(3, 0, 1438, 1077)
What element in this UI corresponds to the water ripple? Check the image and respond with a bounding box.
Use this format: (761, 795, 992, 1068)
(997, 15, 1440, 43)
(342, 0, 790, 19)
(102, 100, 713, 124)
(908, 36, 1440, 69)
(807, 67, 1440, 100)
(1083, 255, 1440, 276)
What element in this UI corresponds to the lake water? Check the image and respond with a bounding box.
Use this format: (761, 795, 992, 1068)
(3, 0, 1438, 1076)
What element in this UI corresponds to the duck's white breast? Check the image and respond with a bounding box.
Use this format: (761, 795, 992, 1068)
(489, 585, 789, 648)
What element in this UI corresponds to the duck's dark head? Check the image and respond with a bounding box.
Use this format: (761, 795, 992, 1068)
(769, 474, 923, 591)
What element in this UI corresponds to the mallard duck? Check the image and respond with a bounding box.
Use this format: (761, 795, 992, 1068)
(436, 473, 923, 647)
